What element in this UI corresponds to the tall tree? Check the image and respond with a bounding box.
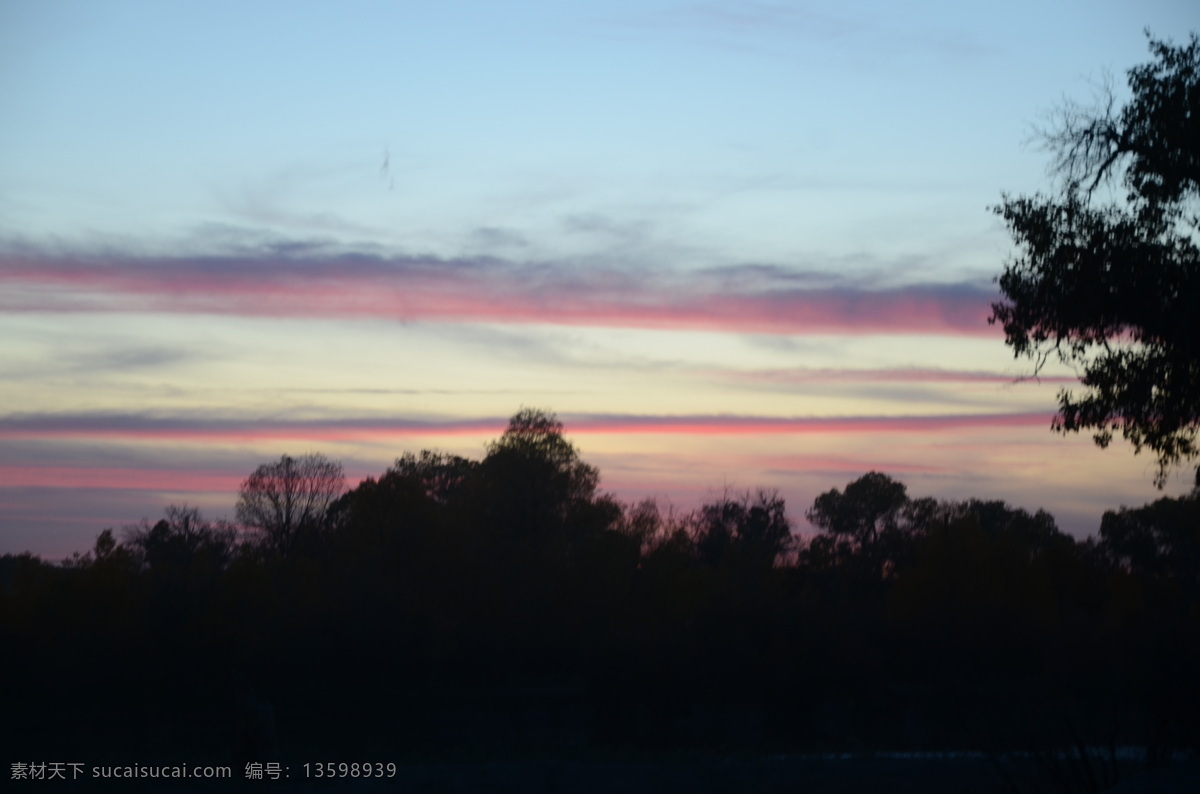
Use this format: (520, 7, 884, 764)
(478, 408, 603, 542)
(991, 32, 1199, 486)
(1099, 486, 1200, 599)
(124, 504, 238, 571)
(236, 453, 345, 556)
(806, 472, 910, 556)
(692, 490, 791, 569)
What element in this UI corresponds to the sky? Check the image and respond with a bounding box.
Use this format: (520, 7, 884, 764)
(2, 0, 1197, 558)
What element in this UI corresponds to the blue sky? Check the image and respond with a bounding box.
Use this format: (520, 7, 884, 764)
(2, 1, 1197, 557)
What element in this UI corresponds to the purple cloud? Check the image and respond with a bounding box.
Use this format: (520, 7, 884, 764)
(1, 250, 1000, 336)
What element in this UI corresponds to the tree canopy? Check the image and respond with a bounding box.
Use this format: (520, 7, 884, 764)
(991, 32, 1200, 486)
(235, 453, 345, 556)
(7, 414, 1200, 772)
(478, 408, 604, 542)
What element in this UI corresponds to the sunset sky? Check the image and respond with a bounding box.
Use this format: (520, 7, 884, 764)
(2, 0, 1196, 558)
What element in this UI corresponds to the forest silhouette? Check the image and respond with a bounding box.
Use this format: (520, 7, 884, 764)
(2, 408, 1198, 791)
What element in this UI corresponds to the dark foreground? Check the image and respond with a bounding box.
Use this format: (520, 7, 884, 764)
(5, 416, 1198, 792)
(19, 752, 1200, 794)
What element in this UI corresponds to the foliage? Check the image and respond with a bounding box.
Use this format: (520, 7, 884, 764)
(477, 408, 604, 547)
(5, 413, 1200, 766)
(1099, 486, 1200, 605)
(991, 32, 1200, 485)
(483, 407, 600, 502)
(806, 472, 909, 548)
(943, 499, 1065, 558)
(236, 453, 345, 556)
(804, 472, 931, 576)
(123, 504, 239, 571)
(388, 449, 478, 505)
(691, 489, 792, 569)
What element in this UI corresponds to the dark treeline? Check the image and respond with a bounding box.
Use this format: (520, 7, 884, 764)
(2, 409, 1198, 780)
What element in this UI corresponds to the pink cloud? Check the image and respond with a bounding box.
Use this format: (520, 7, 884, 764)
(0, 411, 1053, 446)
(1, 252, 1000, 336)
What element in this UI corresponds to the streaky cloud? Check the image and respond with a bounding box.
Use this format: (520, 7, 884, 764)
(0, 412, 508, 443)
(0, 465, 242, 492)
(712, 366, 1078, 385)
(0, 250, 999, 336)
(756, 454, 948, 476)
(562, 412, 1052, 434)
(0, 410, 1053, 445)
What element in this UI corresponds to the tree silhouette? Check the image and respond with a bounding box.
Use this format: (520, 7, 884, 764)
(124, 504, 238, 571)
(1099, 486, 1200, 604)
(6, 434, 1200, 769)
(236, 453, 345, 556)
(692, 490, 791, 570)
(805, 472, 914, 576)
(477, 408, 604, 547)
(484, 407, 599, 501)
(991, 32, 1200, 486)
(389, 449, 478, 505)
